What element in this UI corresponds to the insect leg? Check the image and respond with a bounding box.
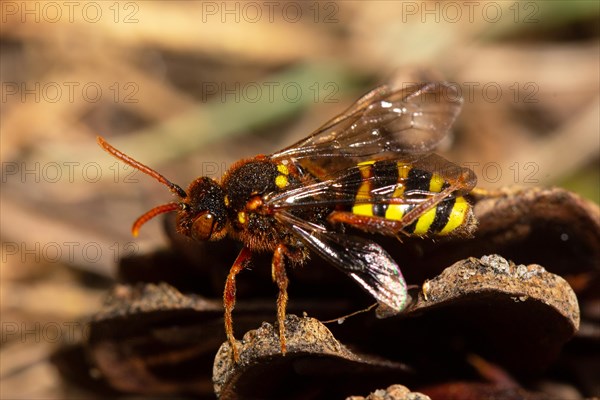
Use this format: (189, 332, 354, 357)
(272, 244, 289, 355)
(224, 247, 252, 362)
(469, 187, 506, 199)
(327, 211, 404, 236)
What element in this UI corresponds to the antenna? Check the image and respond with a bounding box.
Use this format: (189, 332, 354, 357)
(97, 136, 187, 198)
(131, 202, 181, 237)
(97, 136, 187, 236)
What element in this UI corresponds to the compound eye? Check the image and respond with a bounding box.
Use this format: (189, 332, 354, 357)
(191, 212, 214, 241)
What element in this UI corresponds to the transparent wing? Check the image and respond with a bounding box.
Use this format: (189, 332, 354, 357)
(276, 212, 409, 312)
(271, 82, 462, 171)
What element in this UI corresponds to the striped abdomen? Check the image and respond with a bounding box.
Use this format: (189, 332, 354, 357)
(347, 160, 472, 236)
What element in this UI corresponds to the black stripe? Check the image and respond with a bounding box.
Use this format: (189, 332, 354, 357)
(371, 161, 398, 217)
(399, 201, 418, 233)
(429, 196, 455, 234)
(405, 167, 432, 193)
(403, 168, 441, 234)
(372, 203, 387, 217)
(402, 167, 431, 233)
(404, 216, 417, 234)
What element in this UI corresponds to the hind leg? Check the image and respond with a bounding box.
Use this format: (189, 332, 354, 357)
(271, 244, 289, 355)
(223, 247, 252, 362)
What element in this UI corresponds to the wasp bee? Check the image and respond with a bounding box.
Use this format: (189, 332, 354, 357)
(98, 81, 477, 362)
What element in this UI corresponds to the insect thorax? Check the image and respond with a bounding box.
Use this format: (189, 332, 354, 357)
(221, 159, 303, 252)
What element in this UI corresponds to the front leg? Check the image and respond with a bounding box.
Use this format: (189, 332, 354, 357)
(271, 244, 289, 355)
(224, 247, 252, 362)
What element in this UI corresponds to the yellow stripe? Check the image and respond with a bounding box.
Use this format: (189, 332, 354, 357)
(413, 206, 437, 235)
(439, 196, 469, 235)
(384, 163, 410, 220)
(429, 173, 445, 192)
(385, 204, 405, 220)
(276, 164, 289, 175)
(352, 161, 374, 216)
(275, 174, 288, 188)
(397, 163, 411, 179)
(352, 203, 373, 216)
(357, 160, 376, 167)
(384, 163, 411, 220)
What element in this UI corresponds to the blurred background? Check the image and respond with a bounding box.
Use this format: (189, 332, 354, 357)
(1, 1, 598, 398)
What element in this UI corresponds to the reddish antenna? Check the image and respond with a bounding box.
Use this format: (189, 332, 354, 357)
(97, 137, 187, 198)
(131, 202, 181, 237)
(97, 136, 187, 236)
